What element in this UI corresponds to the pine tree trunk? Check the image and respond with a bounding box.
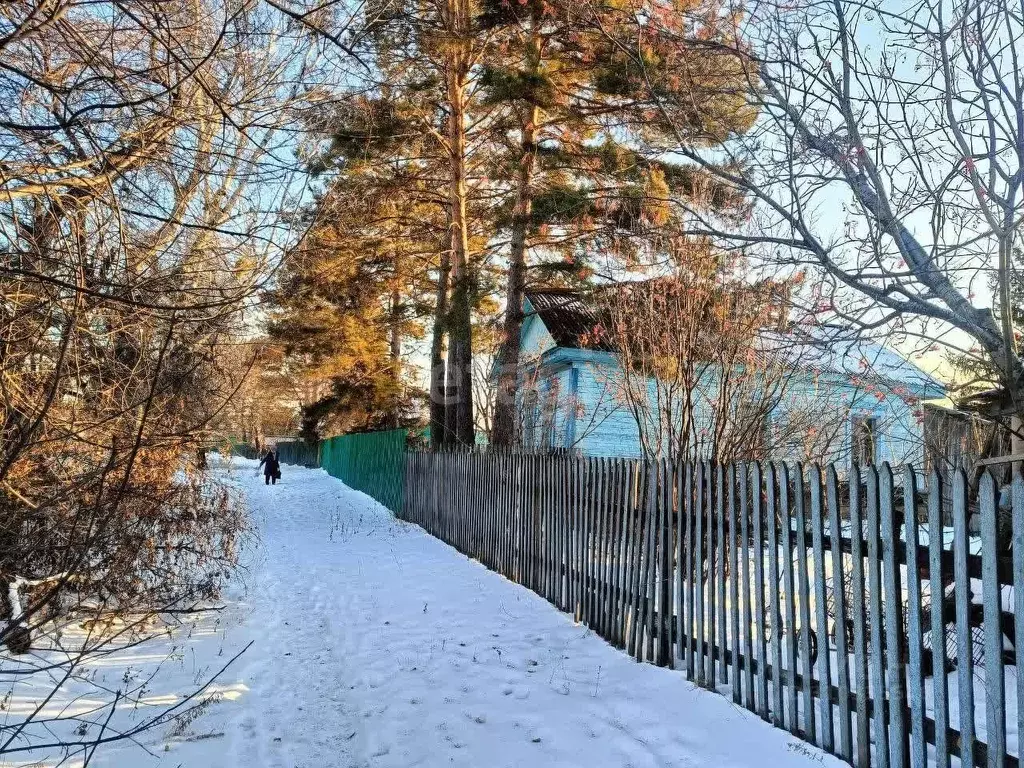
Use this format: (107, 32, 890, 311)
(390, 260, 402, 430)
(491, 24, 542, 448)
(429, 242, 451, 449)
(445, 45, 475, 447)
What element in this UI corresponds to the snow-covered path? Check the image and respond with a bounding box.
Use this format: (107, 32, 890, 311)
(215, 459, 839, 768)
(5, 458, 841, 767)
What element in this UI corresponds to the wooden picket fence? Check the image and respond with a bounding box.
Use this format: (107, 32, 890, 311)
(399, 450, 1024, 768)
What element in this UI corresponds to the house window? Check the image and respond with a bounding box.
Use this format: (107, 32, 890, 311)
(852, 415, 878, 466)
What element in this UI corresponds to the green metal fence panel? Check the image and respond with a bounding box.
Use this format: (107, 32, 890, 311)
(275, 439, 320, 468)
(319, 429, 407, 512)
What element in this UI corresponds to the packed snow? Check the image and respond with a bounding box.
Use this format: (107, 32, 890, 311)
(1, 456, 845, 767)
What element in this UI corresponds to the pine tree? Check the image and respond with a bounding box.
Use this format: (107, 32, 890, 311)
(267, 148, 435, 438)
(484, 0, 756, 445)
(350, 0, 494, 445)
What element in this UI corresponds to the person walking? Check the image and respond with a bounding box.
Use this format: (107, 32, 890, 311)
(259, 449, 281, 485)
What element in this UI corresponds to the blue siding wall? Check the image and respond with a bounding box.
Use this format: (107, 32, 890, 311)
(514, 299, 935, 466)
(547, 359, 929, 466)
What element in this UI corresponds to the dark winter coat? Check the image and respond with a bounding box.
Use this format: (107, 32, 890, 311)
(259, 451, 281, 477)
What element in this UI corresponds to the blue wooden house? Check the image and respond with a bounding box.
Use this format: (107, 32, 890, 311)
(515, 289, 946, 467)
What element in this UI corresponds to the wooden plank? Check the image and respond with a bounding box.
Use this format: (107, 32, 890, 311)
(571, 456, 582, 615)
(976, 451, 1024, 466)
(603, 457, 617, 641)
(549, 455, 558, 603)
(660, 458, 673, 667)
(903, 467, 926, 768)
(695, 461, 707, 686)
(539, 455, 549, 601)
(608, 459, 624, 642)
(628, 460, 642, 657)
(766, 463, 784, 728)
(588, 457, 601, 628)
(677, 461, 687, 666)
(644, 460, 658, 663)
(590, 457, 603, 629)
(614, 459, 631, 648)
(866, 465, 889, 767)
(979, 472, 1005, 768)
(583, 456, 594, 624)
(751, 462, 769, 720)
(781, 464, 799, 735)
(574, 457, 586, 623)
(598, 457, 609, 628)
(880, 465, 907, 768)
(729, 463, 741, 704)
(928, 470, 951, 768)
(1015, 474, 1024, 768)
(717, 464, 728, 684)
(952, 469, 976, 768)
(810, 465, 834, 753)
(827, 465, 852, 759)
(685, 462, 696, 680)
(795, 466, 816, 742)
(510, 452, 519, 580)
(625, 460, 643, 658)
(533, 453, 543, 591)
(705, 459, 715, 684)
(616, 458, 630, 646)
(740, 464, 754, 710)
(848, 466, 870, 767)
(555, 455, 565, 610)
(603, 458, 616, 641)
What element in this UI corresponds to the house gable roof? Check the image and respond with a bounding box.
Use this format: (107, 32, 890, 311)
(523, 289, 614, 351)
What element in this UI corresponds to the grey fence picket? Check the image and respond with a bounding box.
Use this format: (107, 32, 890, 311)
(751, 463, 769, 720)
(979, 473, 1005, 768)
(695, 462, 708, 687)
(881, 465, 907, 768)
(704, 460, 715, 683)
(728, 464, 741, 705)
(766, 463, 784, 729)
(928, 470, 951, 768)
(866, 466, 889, 767)
(780, 465, 799, 735)
(717, 465, 728, 684)
(953, 470, 976, 768)
(658, 459, 672, 666)
(740, 465, 754, 711)
(1014, 474, 1024, 768)
(903, 467, 926, 768)
(684, 462, 696, 679)
(810, 466, 834, 754)
(794, 466, 816, 741)
(677, 461, 688, 666)
(849, 465, 871, 768)
(827, 465, 853, 759)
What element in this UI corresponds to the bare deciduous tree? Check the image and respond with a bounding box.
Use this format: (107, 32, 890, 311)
(0, 0, 298, 760)
(630, 0, 1024, 451)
